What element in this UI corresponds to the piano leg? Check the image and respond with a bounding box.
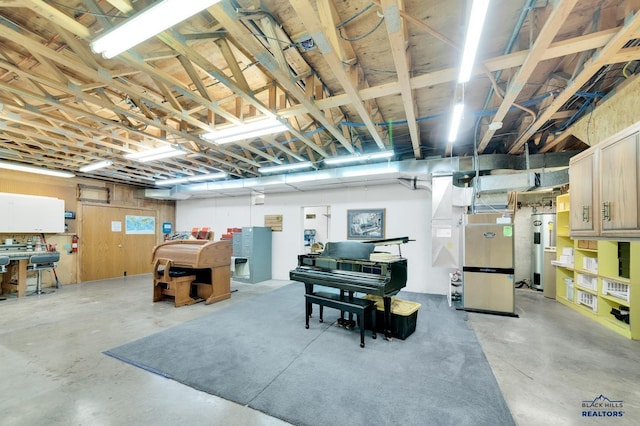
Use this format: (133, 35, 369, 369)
(305, 283, 314, 319)
(336, 290, 356, 329)
(383, 296, 393, 340)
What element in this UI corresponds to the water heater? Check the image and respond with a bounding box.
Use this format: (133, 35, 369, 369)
(532, 213, 556, 290)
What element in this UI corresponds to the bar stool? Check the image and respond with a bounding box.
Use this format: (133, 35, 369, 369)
(27, 253, 60, 295)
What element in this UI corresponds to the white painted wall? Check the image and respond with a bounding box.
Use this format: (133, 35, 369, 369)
(176, 183, 450, 294)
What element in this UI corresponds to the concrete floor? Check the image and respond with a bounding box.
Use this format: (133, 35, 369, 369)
(1, 276, 638, 425)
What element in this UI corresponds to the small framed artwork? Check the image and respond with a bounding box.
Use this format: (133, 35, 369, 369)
(347, 209, 385, 240)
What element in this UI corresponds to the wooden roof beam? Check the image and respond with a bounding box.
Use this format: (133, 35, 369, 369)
(508, 9, 640, 154)
(477, 0, 579, 153)
(105, 0, 133, 14)
(214, 37, 251, 94)
(208, 2, 354, 154)
(381, 0, 421, 159)
(289, 0, 386, 150)
(157, 29, 329, 158)
(21, 0, 91, 39)
(278, 26, 628, 117)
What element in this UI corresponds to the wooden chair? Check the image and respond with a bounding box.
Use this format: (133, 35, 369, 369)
(152, 258, 197, 307)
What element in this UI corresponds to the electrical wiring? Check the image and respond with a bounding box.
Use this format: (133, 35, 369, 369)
(334, 2, 385, 42)
(338, 16, 385, 42)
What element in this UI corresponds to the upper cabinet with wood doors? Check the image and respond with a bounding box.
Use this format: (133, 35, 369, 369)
(570, 149, 599, 237)
(570, 123, 640, 238)
(599, 131, 640, 237)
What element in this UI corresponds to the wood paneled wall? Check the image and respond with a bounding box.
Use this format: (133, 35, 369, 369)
(0, 169, 175, 285)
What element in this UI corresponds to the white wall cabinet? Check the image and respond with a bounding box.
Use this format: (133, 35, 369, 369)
(0, 193, 65, 233)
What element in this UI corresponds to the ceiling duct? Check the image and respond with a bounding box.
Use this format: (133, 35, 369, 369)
(475, 172, 537, 193)
(140, 153, 575, 200)
(473, 168, 569, 194)
(397, 176, 430, 190)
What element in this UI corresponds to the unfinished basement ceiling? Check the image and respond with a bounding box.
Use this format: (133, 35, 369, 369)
(0, 0, 639, 187)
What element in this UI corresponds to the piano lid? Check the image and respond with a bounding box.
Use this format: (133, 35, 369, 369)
(361, 236, 412, 246)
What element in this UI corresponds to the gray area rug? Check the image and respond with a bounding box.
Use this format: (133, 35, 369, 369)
(105, 283, 514, 426)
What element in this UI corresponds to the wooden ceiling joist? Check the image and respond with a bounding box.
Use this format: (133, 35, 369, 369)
(508, 9, 640, 154)
(478, 0, 579, 153)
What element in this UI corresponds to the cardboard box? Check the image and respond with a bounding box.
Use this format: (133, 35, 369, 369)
(577, 240, 598, 250)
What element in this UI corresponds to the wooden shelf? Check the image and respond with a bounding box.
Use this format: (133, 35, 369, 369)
(600, 293, 630, 308)
(573, 302, 599, 319)
(553, 193, 639, 340)
(575, 247, 598, 253)
(574, 285, 597, 295)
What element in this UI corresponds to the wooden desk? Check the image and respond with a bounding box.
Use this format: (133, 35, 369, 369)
(0, 255, 29, 297)
(0, 251, 59, 297)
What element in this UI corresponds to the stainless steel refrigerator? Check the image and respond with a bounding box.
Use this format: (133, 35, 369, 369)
(463, 213, 517, 316)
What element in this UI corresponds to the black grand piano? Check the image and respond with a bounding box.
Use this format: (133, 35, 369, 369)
(290, 237, 409, 339)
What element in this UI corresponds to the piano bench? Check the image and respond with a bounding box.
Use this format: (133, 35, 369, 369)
(305, 291, 377, 348)
(153, 274, 197, 307)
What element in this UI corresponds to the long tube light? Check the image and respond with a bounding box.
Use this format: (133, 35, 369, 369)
(258, 161, 313, 174)
(448, 103, 465, 143)
(201, 117, 288, 144)
(458, 0, 490, 83)
(155, 172, 227, 186)
(79, 160, 113, 173)
(324, 151, 394, 166)
(124, 145, 185, 163)
(0, 160, 75, 178)
(90, 0, 223, 59)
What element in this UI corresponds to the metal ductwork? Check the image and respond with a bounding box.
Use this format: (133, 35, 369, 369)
(472, 167, 569, 194)
(138, 152, 576, 201)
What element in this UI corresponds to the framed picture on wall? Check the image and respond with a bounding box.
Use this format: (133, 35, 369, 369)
(347, 209, 385, 240)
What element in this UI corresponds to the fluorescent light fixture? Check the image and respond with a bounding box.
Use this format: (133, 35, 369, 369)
(155, 172, 227, 186)
(0, 160, 75, 178)
(458, 0, 490, 83)
(448, 103, 465, 143)
(79, 160, 113, 173)
(258, 161, 313, 174)
(90, 0, 223, 58)
(201, 117, 288, 144)
(124, 145, 185, 163)
(324, 151, 394, 166)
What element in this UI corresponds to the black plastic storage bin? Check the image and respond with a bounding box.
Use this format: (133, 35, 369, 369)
(364, 295, 421, 340)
